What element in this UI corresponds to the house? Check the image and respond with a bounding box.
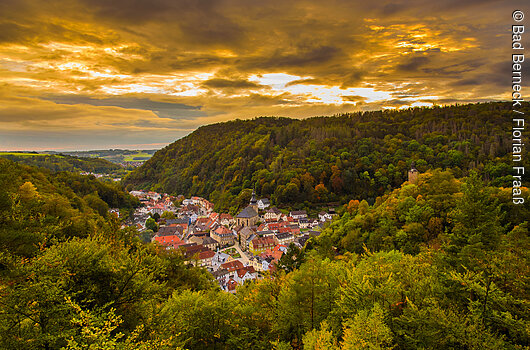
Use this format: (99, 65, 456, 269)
(210, 226, 236, 246)
(249, 236, 276, 255)
(268, 222, 281, 232)
(193, 249, 215, 267)
(295, 234, 311, 248)
(274, 232, 294, 245)
(153, 234, 183, 249)
(192, 222, 210, 235)
(201, 236, 219, 251)
(235, 266, 257, 284)
(226, 278, 238, 293)
(219, 213, 235, 226)
(258, 230, 275, 238)
(245, 233, 257, 250)
(209, 212, 220, 222)
(318, 211, 333, 222)
(255, 255, 274, 271)
(264, 207, 282, 221)
(180, 243, 209, 258)
(166, 218, 190, 225)
(298, 218, 310, 229)
(147, 191, 161, 201)
(309, 219, 320, 228)
(212, 252, 232, 270)
(157, 225, 180, 236)
(290, 210, 308, 220)
(260, 244, 287, 267)
(221, 260, 245, 272)
(212, 268, 229, 280)
(187, 235, 218, 250)
(187, 234, 203, 246)
(239, 226, 256, 246)
(257, 198, 270, 210)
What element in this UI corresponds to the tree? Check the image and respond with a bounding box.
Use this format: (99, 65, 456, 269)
(303, 321, 338, 350)
(277, 243, 306, 273)
(448, 171, 503, 269)
(341, 304, 394, 350)
(18, 181, 39, 202)
(161, 211, 176, 220)
(145, 217, 158, 232)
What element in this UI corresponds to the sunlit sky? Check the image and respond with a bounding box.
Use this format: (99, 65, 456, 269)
(0, 0, 527, 150)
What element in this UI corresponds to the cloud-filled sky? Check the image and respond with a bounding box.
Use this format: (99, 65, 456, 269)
(0, 0, 527, 150)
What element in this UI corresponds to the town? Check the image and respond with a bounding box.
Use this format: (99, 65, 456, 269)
(122, 189, 337, 292)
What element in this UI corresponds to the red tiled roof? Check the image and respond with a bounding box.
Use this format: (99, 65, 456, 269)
(154, 235, 182, 246)
(268, 223, 280, 231)
(221, 260, 244, 272)
(214, 226, 232, 235)
(251, 236, 275, 249)
(236, 266, 256, 278)
(220, 213, 233, 220)
(196, 217, 210, 225)
(198, 249, 215, 260)
(227, 278, 238, 291)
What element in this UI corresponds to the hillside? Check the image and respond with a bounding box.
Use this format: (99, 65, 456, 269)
(0, 158, 139, 256)
(1, 132, 529, 349)
(0, 152, 123, 174)
(124, 102, 529, 212)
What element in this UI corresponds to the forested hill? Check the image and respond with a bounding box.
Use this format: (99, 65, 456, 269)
(124, 102, 529, 212)
(0, 158, 139, 256)
(0, 153, 122, 174)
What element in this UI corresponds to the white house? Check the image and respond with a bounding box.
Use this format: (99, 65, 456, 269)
(318, 212, 333, 222)
(290, 210, 308, 220)
(264, 207, 282, 221)
(257, 198, 270, 210)
(235, 266, 257, 284)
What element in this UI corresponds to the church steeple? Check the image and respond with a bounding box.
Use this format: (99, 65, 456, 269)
(249, 186, 258, 211)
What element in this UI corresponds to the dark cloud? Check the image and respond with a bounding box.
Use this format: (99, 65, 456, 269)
(342, 95, 367, 103)
(42, 95, 206, 119)
(397, 56, 430, 72)
(241, 45, 343, 70)
(202, 78, 264, 89)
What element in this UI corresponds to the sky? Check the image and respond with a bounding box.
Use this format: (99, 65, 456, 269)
(0, 0, 528, 151)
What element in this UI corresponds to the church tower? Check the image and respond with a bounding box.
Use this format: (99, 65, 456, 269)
(249, 187, 258, 212)
(408, 161, 419, 184)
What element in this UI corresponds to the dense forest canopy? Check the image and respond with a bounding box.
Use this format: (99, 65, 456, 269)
(124, 102, 530, 212)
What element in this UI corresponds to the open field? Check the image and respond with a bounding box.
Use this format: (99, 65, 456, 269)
(123, 152, 153, 161)
(0, 152, 53, 157)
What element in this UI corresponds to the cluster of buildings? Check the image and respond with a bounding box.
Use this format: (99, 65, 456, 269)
(127, 189, 336, 292)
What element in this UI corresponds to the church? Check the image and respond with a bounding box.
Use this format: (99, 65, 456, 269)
(235, 189, 259, 227)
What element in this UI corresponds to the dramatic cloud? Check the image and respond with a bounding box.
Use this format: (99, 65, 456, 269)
(0, 0, 526, 150)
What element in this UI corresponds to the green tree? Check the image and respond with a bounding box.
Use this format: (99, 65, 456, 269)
(146, 217, 158, 232)
(341, 304, 394, 350)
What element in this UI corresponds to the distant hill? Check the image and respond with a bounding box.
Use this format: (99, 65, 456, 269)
(0, 152, 123, 174)
(48, 149, 159, 164)
(123, 102, 530, 212)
